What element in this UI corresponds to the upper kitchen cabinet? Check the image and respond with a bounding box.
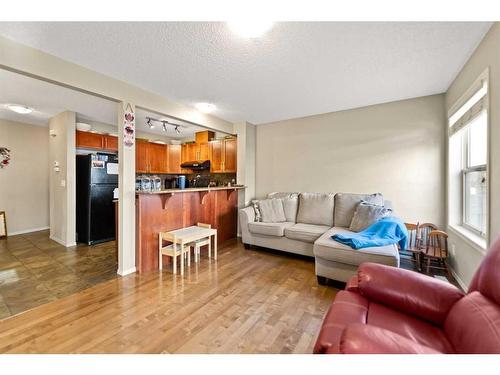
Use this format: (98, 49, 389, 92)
(209, 137, 237, 173)
(104, 135, 118, 152)
(167, 145, 181, 174)
(76, 130, 104, 149)
(209, 140, 223, 172)
(136, 141, 181, 174)
(223, 138, 237, 173)
(147, 143, 168, 174)
(76, 130, 118, 152)
(136, 139, 149, 173)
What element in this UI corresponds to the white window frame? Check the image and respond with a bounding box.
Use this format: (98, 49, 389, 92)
(448, 68, 490, 245)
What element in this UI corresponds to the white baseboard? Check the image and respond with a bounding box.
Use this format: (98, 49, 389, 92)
(49, 235, 76, 248)
(117, 267, 136, 276)
(8, 226, 50, 236)
(449, 266, 468, 292)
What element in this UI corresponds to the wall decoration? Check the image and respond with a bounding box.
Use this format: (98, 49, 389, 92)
(0, 211, 7, 238)
(0, 147, 11, 169)
(123, 103, 135, 148)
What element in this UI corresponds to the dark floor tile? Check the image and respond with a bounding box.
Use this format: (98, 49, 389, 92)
(0, 230, 117, 319)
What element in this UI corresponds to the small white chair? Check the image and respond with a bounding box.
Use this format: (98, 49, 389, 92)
(159, 233, 191, 275)
(189, 223, 212, 262)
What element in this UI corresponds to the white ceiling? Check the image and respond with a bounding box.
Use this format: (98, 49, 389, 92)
(0, 69, 209, 139)
(0, 22, 492, 124)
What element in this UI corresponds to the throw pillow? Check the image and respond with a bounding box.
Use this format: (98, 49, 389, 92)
(349, 200, 392, 232)
(281, 195, 299, 222)
(259, 198, 287, 223)
(251, 200, 262, 222)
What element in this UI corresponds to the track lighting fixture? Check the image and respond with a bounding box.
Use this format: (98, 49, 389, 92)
(146, 116, 182, 134)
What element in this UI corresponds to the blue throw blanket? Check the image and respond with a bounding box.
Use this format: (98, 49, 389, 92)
(332, 216, 408, 250)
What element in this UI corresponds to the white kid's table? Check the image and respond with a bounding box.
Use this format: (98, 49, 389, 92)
(159, 224, 217, 275)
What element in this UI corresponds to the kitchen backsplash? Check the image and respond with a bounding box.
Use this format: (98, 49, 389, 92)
(136, 172, 237, 187)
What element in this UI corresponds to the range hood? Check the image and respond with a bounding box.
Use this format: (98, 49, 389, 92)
(180, 160, 211, 170)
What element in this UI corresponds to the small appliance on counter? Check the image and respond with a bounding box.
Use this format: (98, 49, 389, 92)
(151, 175, 161, 191)
(136, 175, 152, 192)
(190, 174, 211, 188)
(177, 175, 186, 189)
(164, 176, 177, 189)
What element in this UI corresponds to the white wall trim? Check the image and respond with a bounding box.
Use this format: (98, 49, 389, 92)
(8, 226, 50, 236)
(117, 267, 136, 276)
(449, 265, 468, 292)
(49, 235, 76, 248)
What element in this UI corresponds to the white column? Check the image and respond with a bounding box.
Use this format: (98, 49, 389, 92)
(117, 102, 136, 276)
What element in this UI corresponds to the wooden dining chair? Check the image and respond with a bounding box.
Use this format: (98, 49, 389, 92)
(417, 223, 438, 250)
(400, 223, 423, 271)
(421, 230, 451, 278)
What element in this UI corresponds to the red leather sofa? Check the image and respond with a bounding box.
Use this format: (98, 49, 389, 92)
(313, 237, 500, 354)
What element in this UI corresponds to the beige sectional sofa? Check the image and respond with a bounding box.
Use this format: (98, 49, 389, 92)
(239, 192, 400, 284)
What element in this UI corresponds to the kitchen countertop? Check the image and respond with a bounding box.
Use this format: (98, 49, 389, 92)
(136, 185, 245, 195)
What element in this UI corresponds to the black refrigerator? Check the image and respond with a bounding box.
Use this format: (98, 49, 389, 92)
(76, 153, 118, 245)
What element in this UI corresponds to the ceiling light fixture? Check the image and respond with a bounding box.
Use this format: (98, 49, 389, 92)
(146, 117, 154, 129)
(6, 104, 34, 114)
(228, 20, 274, 38)
(175, 125, 180, 134)
(195, 102, 216, 114)
(162, 122, 167, 132)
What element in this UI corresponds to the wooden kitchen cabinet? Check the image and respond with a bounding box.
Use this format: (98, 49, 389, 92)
(76, 130, 104, 149)
(198, 143, 209, 160)
(76, 131, 118, 152)
(148, 143, 168, 173)
(223, 138, 237, 173)
(209, 138, 237, 173)
(104, 135, 118, 151)
(167, 145, 181, 173)
(136, 139, 149, 173)
(209, 140, 224, 172)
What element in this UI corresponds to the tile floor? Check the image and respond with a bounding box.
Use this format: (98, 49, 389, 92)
(0, 230, 117, 319)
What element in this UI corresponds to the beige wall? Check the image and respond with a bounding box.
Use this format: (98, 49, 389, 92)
(0, 119, 49, 234)
(49, 111, 76, 246)
(445, 22, 500, 287)
(256, 94, 447, 227)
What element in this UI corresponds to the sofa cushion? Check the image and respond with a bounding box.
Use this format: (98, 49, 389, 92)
(284, 223, 330, 243)
(367, 302, 454, 353)
(281, 196, 299, 222)
(248, 221, 295, 237)
(334, 193, 384, 227)
(296, 193, 335, 226)
(258, 198, 286, 223)
(349, 201, 392, 232)
(313, 227, 399, 267)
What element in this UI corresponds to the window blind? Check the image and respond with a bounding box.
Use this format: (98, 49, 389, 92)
(449, 80, 488, 136)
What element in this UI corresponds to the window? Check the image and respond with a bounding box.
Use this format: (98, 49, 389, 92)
(448, 75, 488, 239)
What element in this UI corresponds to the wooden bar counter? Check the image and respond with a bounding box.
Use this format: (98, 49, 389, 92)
(136, 186, 244, 273)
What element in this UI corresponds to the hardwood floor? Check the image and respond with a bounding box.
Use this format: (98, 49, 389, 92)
(0, 230, 118, 319)
(0, 240, 337, 354)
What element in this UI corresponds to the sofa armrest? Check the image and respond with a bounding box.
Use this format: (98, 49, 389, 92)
(239, 206, 255, 242)
(332, 324, 443, 354)
(357, 263, 465, 326)
(345, 275, 359, 293)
